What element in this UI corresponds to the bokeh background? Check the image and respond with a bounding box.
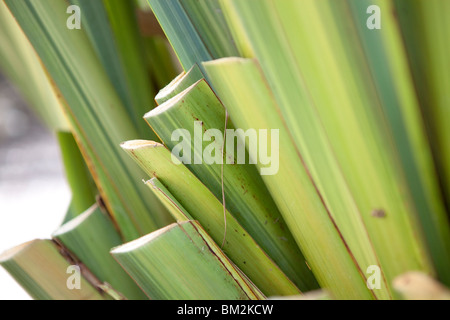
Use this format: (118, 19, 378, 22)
(0, 74, 71, 299)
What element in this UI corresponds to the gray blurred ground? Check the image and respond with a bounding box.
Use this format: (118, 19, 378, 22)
(0, 74, 70, 300)
(0, 75, 64, 186)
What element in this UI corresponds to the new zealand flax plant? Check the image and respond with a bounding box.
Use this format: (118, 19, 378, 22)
(0, 0, 449, 300)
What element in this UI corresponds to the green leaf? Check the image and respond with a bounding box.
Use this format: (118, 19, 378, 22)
(5, 0, 172, 241)
(121, 140, 301, 296)
(0, 240, 109, 300)
(70, 0, 158, 139)
(57, 132, 97, 216)
(204, 58, 374, 300)
(180, 0, 239, 59)
(145, 79, 318, 291)
(215, 0, 445, 295)
(147, 0, 212, 70)
(53, 204, 148, 300)
(394, 0, 450, 210)
(393, 0, 450, 285)
(102, 0, 158, 138)
(112, 220, 265, 300)
(0, 1, 69, 132)
(155, 64, 204, 105)
(145, 177, 192, 222)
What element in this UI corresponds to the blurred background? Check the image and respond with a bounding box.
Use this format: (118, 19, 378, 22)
(0, 73, 71, 299)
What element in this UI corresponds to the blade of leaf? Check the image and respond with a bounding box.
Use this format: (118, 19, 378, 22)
(394, 0, 450, 213)
(204, 57, 374, 300)
(53, 204, 148, 300)
(145, 79, 318, 291)
(147, 0, 212, 70)
(0, 1, 69, 132)
(179, 0, 239, 58)
(348, 0, 450, 287)
(102, 0, 158, 138)
(121, 140, 301, 296)
(5, 0, 172, 241)
(57, 131, 97, 216)
(112, 221, 265, 300)
(217, 0, 438, 296)
(0, 240, 109, 300)
(155, 64, 204, 105)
